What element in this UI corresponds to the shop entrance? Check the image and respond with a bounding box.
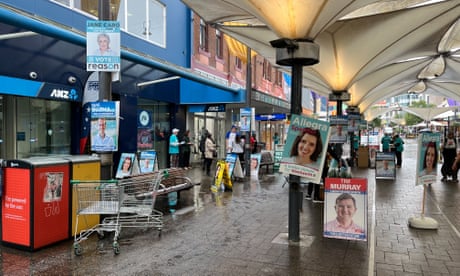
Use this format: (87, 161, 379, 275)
(193, 112, 226, 160)
(256, 120, 287, 151)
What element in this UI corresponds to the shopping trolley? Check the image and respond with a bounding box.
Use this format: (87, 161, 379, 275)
(72, 180, 123, 255)
(102, 170, 167, 236)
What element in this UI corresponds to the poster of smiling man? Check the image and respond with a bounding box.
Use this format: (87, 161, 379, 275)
(279, 114, 331, 184)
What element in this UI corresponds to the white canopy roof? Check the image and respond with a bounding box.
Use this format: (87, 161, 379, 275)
(401, 106, 456, 122)
(181, 0, 460, 114)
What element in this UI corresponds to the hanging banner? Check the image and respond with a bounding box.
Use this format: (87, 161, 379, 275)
(239, 107, 252, 132)
(86, 20, 121, 72)
(90, 101, 119, 152)
(279, 114, 331, 183)
(416, 132, 441, 186)
(324, 178, 367, 241)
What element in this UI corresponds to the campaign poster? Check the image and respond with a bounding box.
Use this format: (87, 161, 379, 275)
(225, 153, 237, 177)
(416, 132, 441, 186)
(329, 116, 347, 143)
(90, 101, 119, 152)
(279, 114, 330, 184)
(273, 144, 285, 171)
(240, 107, 251, 132)
(375, 152, 396, 179)
(212, 160, 232, 191)
(324, 178, 367, 241)
(250, 153, 261, 176)
(86, 20, 121, 72)
(116, 153, 136, 178)
(139, 150, 157, 174)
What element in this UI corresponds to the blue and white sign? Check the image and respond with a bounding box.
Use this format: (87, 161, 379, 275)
(90, 101, 119, 152)
(86, 20, 121, 72)
(240, 107, 252, 132)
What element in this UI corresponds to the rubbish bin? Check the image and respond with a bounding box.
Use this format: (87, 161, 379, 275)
(1, 157, 70, 251)
(63, 155, 101, 237)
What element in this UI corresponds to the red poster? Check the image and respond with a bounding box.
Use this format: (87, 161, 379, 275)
(324, 178, 367, 241)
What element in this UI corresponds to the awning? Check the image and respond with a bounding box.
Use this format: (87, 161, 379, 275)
(0, 6, 241, 101)
(181, 0, 460, 114)
(139, 77, 245, 104)
(400, 106, 456, 122)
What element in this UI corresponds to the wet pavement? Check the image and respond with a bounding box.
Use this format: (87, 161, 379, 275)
(1, 139, 460, 275)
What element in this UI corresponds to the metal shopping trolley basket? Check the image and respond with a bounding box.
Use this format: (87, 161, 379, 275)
(103, 170, 168, 236)
(72, 180, 123, 255)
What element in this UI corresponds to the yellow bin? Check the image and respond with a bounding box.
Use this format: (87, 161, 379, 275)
(64, 155, 101, 237)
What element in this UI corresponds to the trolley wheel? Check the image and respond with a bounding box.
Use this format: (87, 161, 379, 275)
(74, 244, 82, 256)
(113, 242, 120, 255)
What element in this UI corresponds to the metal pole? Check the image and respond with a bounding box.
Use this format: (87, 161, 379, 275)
(245, 47, 252, 177)
(98, 0, 113, 180)
(288, 63, 303, 242)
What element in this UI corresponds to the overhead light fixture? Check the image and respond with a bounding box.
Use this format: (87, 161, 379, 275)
(137, 76, 180, 87)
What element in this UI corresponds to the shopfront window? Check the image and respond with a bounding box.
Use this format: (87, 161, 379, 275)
(16, 98, 71, 158)
(51, 0, 165, 47)
(118, 0, 166, 47)
(138, 99, 169, 169)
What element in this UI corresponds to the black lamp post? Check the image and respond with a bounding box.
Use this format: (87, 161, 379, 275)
(270, 38, 319, 242)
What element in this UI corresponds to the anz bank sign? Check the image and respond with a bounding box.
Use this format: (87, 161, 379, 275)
(40, 83, 82, 102)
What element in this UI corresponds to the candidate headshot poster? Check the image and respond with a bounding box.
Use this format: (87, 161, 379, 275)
(116, 152, 137, 179)
(86, 20, 121, 72)
(90, 101, 119, 152)
(250, 153, 261, 177)
(279, 114, 330, 184)
(375, 152, 396, 179)
(416, 132, 441, 186)
(329, 116, 347, 143)
(139, 150, 158, 174)
(324, 178, 367, 241)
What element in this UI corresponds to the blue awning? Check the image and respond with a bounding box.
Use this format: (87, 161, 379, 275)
(139, 77, 245, 104)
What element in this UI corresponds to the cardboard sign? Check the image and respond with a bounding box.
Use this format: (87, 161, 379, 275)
(324, 178, 367, 241)
(212, 160, 232, 191)
(115, 152, 138, 178)
(139, 150, 158, 174)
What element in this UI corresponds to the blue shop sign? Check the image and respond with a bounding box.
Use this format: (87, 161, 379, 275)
(189, 104, 226, 112)
(255, 113, 286, 121)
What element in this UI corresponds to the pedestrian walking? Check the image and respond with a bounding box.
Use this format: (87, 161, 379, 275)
(169, 128, 180, 168)
(441, 132, 456, 181)
(381, 133, 391, 152)
(204, 133, 216, 176)
(273, 132, 280, 146)
(225, 125, 238, 153)
(231, 134, 245, 164)
(199, 128, 209, 171)
(250, 133, 258, 154)
(179, 129, 192, 169)
(393, 134, 404, 168)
